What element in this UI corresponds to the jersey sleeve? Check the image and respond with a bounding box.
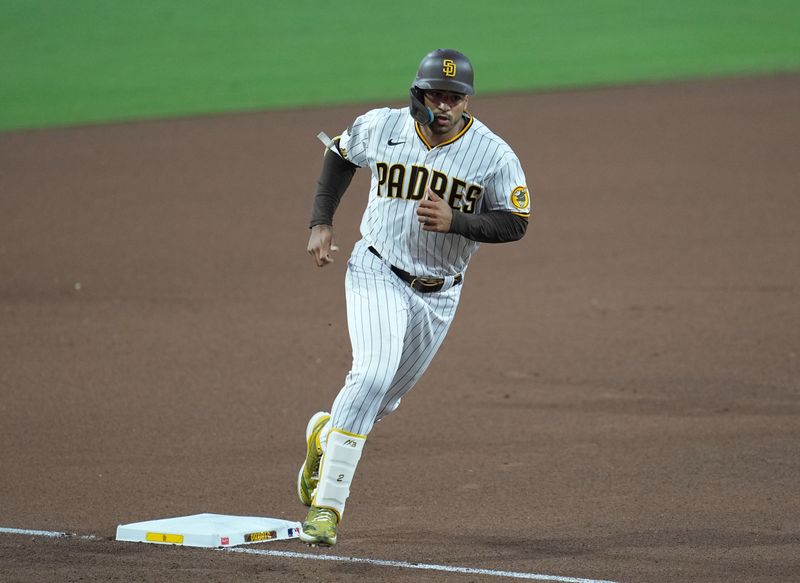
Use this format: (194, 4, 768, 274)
(481, 154, 531, 218)
(337, 108, 387, 168)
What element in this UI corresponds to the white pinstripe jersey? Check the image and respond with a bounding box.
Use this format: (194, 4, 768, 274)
(338, 106, 530, 278)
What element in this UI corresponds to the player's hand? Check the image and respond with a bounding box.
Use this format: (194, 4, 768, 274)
(307, 224, 339, 267)
(417, 188, 453, 232)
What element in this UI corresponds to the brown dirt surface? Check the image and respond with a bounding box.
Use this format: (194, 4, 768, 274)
(1, 74, 799, 583)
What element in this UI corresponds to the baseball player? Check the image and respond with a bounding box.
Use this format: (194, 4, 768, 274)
(298, 48, 531, 546)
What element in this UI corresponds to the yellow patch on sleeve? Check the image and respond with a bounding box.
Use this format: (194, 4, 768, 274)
(510, 186, 530, 210)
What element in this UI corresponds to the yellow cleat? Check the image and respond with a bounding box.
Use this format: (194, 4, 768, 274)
(297, 411, 331, 506)
(299, 505, 339, 546)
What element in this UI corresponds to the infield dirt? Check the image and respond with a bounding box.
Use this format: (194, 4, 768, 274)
(1, 74, 799, 582)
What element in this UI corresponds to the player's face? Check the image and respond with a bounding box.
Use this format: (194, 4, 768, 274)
(424, 90, 469, 136)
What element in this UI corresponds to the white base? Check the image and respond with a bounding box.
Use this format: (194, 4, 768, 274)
(116, 513, 301, 548)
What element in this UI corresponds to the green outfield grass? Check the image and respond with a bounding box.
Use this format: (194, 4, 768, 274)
(2, 0, 800, 130)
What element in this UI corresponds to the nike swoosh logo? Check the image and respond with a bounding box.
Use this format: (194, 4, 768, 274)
(387, 139, 405, 146)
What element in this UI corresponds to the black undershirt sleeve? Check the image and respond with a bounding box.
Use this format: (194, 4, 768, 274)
(449, 210, 528, 243)
(309, 149, 358, 228)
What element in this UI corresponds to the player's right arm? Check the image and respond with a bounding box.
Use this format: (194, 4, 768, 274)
(307, 224, 339, 267)
(307, 138, 358, 267)
(307, 110, 383, 267)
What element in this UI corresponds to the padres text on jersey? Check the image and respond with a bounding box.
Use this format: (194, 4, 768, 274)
(339, 107, 530, 278)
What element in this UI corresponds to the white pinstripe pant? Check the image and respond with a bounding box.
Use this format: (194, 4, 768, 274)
(330, 239, 462, 436)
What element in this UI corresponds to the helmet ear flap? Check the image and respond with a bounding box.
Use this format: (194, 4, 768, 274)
(409, 87, 434, 126)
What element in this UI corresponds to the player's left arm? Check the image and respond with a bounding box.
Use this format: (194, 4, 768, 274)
(449, 208, 528, 242)
(417, 190, 527, 242)
(418, 155, 530, 243)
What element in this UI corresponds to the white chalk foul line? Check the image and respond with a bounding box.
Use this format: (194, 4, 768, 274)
(0, 526, 96, 540)
(226, 547, 619, 583)
(0, 525, 618, 583)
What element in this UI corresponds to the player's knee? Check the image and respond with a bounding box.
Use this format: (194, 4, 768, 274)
(376, 398, 402, 421)
(347, 367, 394, 394)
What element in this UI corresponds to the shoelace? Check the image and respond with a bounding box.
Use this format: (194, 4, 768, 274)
(310, 509, 337, 524)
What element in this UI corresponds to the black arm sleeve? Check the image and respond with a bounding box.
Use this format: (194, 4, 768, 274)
(309, 148, 358, 228)
(449, 211, 528, 243)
